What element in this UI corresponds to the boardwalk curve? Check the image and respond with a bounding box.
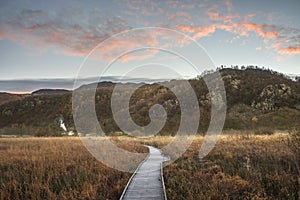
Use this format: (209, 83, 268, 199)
(120, 146, 168, 200)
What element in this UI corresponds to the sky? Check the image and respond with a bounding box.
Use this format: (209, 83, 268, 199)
(0, 0, 300, 93)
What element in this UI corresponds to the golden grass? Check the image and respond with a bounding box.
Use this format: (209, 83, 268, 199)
(143, 134, 300, 199)
(0, 134, 299, 199)
(0, 137, 147, 200)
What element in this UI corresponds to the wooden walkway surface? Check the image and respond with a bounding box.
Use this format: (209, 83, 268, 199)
(120, 146, 168, 200)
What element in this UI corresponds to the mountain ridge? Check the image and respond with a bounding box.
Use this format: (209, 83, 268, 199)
(0, 67, 299, 136)
(32, 89, 71, 95)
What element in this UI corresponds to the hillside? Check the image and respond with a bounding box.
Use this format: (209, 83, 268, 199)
(0, 92, 27, 106)
(0, 67, 300, 136)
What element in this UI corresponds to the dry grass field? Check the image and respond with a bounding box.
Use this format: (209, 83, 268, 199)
(143, 133, 300, 199)
(0, 137, 147, 200)
(0, 132, 299, 199)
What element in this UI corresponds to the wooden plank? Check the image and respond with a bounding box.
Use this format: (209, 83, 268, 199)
(120, 146, 168, 200)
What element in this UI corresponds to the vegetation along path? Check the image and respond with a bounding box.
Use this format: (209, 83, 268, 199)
(120, 146, 168, 200)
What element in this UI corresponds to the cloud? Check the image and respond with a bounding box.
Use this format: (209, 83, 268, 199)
(119, 48, 158, 63)
(1, 0, 300, 64)
(87, 29, 165, 62)
(175, 4, 283, 41)
(193, 25, 216, 39)
(270, 30, 300, 55)
(97, 5, 300, 57)
(238, 23, 281, 38)
(124, 0, 164, 16)
(0, 9, 130, 57)
(0, 7, 191, 62)
(205, 8, 282, 39)
(176, 24, 216, 39)
(167, 11, 191, 22)
(207, 11, 240, 22)
(175, 8, 300, 56)
(176, 24, 196, 33)
(200, 3, 300, 55)
(278, 45, 300, 55)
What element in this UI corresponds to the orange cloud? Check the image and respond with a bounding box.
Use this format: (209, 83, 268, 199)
(2, 3, 300, 63)
(0, 10, 131, 58)
(177, 16, 283, 42)
(119, 50, 156, 63)
(272, 41, 284, 49)
(278, 46, 300, 55)
(239, 23, 281, 38)
(193, 25, 216, 39)
(206, 9, 241, 23)
(176, 24, 217, 39)
(175, 19, 300, 57)
(176, 24, 196, 33)
(88, 28, 189, 63)
(215, 23, 234, 32)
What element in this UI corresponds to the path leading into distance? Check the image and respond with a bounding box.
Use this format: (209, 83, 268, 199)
(120, 146, 168, 200)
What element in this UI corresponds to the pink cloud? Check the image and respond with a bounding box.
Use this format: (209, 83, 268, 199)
(119, 49, 157, 63)
(206, 6, 241, 23)
(278, 46, 300, 55)
(238, 23, 281, 38)
(2, 1, 300, 64)
(175, 18, 300, 56)
(215, 23, 234, 32)
(176, 24, 217, 39)
(176, 24, 196, 33)
(120, 0, 300, 57)
(0, 10, 131, 58)
(87, 28, 189, 63)
(193, 25, 216, 39)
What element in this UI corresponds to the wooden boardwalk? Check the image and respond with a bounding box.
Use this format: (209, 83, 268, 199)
(120, 146, 168, 200)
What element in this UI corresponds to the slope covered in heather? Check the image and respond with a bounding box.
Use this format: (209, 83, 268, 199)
(0, 67, 299, 136)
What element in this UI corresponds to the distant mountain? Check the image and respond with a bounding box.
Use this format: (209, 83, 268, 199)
(0, 67, 299, 136)
(32, 89, 71, 95)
